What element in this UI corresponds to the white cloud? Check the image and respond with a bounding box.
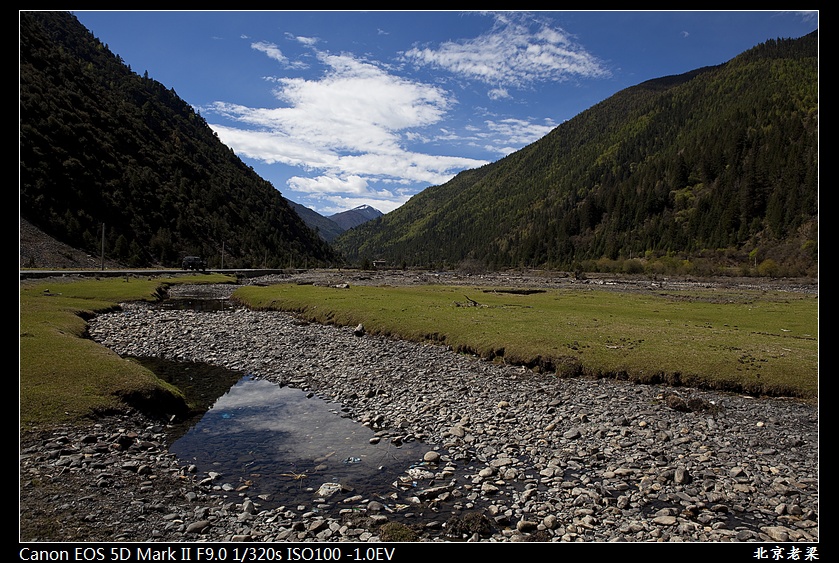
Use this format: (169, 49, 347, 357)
(206, 51, 488, 212)
(251, 41, 287, 64)
(288, 33, 319, 47)
(287, 174, 375, 195)
(486, 117, 556, 144)
(267, 53, 451, 153)
(208, 122, 334, 168)
(206, 15, 583, 214)
(402, 12, 608, 93)
(488, 87, 511, 100)
(465, 117, 557, 156)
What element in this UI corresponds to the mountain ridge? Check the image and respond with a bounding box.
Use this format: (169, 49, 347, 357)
(20, 11, 336, 269)
(286, 202, 383, 242)
(333, 31, 818, 277)
(327, 205, 384, 231)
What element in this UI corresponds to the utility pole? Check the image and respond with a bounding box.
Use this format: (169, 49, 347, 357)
(100, 223, 105, 270)
(221, 241, 225, 269)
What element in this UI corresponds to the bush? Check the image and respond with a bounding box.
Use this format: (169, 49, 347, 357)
(623, 259, 644, 274)
(757, 258, 779, 277)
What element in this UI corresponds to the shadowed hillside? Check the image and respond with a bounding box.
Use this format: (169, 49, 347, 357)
(334, 32, 818, 278)
(20, 11, 337, 269)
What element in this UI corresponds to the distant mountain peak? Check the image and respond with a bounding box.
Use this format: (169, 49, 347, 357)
(327, 205, 383, 231)
(338, 204, 381, 216)
(287, 200, 383, 241)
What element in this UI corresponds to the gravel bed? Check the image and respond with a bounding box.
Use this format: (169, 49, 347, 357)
(19, 277, 819, 544)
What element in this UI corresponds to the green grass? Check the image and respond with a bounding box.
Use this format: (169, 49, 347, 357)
(233, 283, 818, 399)
(19, 273, 235, 429)
(19, 274, 818, 431)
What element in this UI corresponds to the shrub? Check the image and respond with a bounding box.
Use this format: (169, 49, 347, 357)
(757, 258, 779, 277)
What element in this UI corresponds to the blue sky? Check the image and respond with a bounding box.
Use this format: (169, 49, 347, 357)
(70, 10, 818, 216)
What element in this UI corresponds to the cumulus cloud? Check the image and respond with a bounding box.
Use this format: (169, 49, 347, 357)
(206, 51, 489, 211)
(287, 174, 375, 195)
(402, 12, 608, 92)
(206, 14, 587, 214)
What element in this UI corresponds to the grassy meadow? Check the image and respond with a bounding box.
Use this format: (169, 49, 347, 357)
(19, 274, 233, 428)
(20, 273, 818, 431)
(233, 282, 818, 399)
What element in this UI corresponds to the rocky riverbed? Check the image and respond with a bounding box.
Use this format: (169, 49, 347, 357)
(19, 277, 819, 543)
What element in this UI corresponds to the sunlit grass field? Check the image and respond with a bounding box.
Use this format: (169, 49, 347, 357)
(233, 282, 818, 399)
(19, 274, 233, 427)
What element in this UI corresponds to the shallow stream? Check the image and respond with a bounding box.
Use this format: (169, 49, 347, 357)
(142, 297, 428, 515)
(169, 374, 425, 511)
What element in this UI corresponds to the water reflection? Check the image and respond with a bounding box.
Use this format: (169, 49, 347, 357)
(170, 376, 424, 510)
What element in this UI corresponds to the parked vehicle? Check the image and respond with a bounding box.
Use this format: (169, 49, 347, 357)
(182, 256, 207, 271)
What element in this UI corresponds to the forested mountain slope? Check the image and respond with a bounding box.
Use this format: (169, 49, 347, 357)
(20, 11, 336, 269)
(334, 32, 818, 277)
